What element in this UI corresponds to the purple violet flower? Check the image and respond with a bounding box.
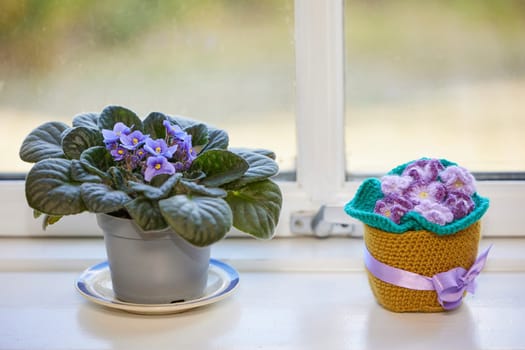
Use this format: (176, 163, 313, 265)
(127, 147, 147, 170)
(374, 194, 414, 224)
(445, 192, 475, 220)
(110, 146, 128, 161)
(102, 122, 131, 144)
(120, 130, 148, 150)
(103, 139, 118, 151)
(144, 138, 178, 158)
(402, 158, 445, 183)
(177, 134, 197, 161)
(439, 165, 476, 196)
(380, 175, 412, 196)
(406, 180, 447, 205)
(413, 201, 454, 225)
(135, 147, 147, 160)
(163, 120, 186, 140)
(144, 156, 176, 182)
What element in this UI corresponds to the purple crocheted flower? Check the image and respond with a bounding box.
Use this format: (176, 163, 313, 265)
(439, 165, 476, 196)
(374, 194, 414, 224)
(402, 158, 445, 183)
(413, 201, 454, 225)
(445, 192, 475, 220)
(373, 158, 479, 226)
(380, 175, 412, 196)
(406, 180, 447, 205)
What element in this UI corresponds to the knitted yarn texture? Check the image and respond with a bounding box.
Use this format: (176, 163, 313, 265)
(344, 159, 489, 235)
(345, 158, 490, 312)
(364, 221, 481, 313)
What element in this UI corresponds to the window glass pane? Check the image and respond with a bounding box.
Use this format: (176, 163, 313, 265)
(1, 0, 295, 174)
(345, 0, 525, 174)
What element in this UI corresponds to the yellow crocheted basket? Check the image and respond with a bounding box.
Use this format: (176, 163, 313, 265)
(345, 158, 490, 312)
(364, 221, 481, 313)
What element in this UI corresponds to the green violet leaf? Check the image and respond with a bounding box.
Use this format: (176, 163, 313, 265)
(167, 115, 197, 129)
(62, 126, 104, 160)
(190, 149, 248, 187)
(98, 105, 143, 131)
(19, 121, 69, 163)
(72, 112, 99, 129)
(201, 127, 229, 152)
(25, 158, 86, 215)
(79, 146, 114, 177)
(143, 112, 169, 139)
(179, 179, 227, 197)
(42, 215, 63, 230)
(80, 183, 131, 213)
(124, 197, 168, 232)
(225, 149, 279, 188)
(184, 123, 209, 148)
(71, 160, 102, 183)
(226, 179, 282, 239)
(159, 195, 232, 247)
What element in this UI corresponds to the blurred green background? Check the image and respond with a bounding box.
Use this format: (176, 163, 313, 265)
(1, 0, 525, 174)
(0, 0, 296, 173)
(345, 0, 525, 173)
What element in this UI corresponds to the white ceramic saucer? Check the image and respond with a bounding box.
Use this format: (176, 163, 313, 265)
(75, 259, 239, 315)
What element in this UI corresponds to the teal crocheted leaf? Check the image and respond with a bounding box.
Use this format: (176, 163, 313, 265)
(344, 160, 490, 235)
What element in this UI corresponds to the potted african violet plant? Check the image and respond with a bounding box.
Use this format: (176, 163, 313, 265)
(19, 105, 282, 304)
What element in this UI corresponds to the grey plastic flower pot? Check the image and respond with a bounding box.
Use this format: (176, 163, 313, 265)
(96, 213, 210, 304)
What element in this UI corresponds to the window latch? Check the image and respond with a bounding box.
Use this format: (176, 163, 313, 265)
(290, 205, 358, 238)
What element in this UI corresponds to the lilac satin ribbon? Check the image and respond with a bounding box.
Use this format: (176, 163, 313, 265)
(364, 245, 492, 310)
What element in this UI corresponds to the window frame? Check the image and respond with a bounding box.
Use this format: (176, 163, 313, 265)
(1, 0, 523, 238)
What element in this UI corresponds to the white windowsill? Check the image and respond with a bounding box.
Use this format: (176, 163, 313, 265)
(0, 236, 523, 272)
(1, 236, 524, 350)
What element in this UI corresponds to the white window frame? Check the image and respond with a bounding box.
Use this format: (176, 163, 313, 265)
(1, 0, 524, 237)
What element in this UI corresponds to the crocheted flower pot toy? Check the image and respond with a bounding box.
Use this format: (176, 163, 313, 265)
(345, 158, 490, 313)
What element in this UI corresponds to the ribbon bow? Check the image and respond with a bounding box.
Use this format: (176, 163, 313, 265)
(364, 245, 492, 310)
